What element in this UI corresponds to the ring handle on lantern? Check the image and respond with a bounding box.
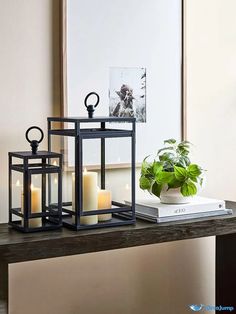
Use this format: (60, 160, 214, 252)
(84, 92, 100, 118)
(25, 126, 44, 154)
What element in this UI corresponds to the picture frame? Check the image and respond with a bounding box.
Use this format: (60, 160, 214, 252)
(59, 0, 186, 170)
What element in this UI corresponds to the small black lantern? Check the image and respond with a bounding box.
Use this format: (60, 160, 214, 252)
(47, 115, 136, 231)
(8, 126, 63, 232)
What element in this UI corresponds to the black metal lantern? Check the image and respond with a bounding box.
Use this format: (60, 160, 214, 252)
(47, 115, 136, 231)
(8, 126, 63, 232)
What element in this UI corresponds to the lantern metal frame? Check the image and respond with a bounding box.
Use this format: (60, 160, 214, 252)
(47, 116, 136, 230)
(8, 151, 63, 232)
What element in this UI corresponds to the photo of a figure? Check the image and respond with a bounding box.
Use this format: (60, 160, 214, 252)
(109, 67, 146, 122)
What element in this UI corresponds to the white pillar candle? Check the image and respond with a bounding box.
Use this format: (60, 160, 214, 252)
(98, 189, 112, 222)
(15, 180, 22, 210)
(21, 185, 42, 228)
(30, 186, 42, 228)
(72, 170, 98, 225)
(81, 169, 98, 225)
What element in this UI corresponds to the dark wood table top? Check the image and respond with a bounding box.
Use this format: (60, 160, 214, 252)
(1, 201, 236, 264)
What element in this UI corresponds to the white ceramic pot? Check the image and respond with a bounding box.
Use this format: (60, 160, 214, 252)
(160, 185, 193, 204)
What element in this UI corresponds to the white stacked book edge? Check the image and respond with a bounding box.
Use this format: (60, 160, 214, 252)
(125, 197, 232, 223)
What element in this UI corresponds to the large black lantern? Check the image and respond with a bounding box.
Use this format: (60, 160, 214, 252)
(8, 126, 62, 232)
(47, 114, 136, 230)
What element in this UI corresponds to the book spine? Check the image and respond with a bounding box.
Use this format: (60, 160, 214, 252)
(158, 201, 225, 217)
(156, 209, 232, 223)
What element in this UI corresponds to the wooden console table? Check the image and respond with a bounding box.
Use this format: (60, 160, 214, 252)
(1, 201, 236, 313)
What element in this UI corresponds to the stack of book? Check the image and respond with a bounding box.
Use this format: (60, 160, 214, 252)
(126, 197, 232, 223)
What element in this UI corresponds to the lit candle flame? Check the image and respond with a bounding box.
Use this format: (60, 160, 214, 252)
(30, 183, 34, 190)
(16, 179, 20, 187)
(54, 177, 58, 184)
(53, 160, 57, 166)
(84, 167, 87, 174)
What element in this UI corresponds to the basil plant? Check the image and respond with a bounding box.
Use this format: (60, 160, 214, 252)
(139, 139, 205, 197)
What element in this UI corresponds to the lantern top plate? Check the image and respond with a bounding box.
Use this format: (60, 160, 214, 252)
(9, 151, 62, 159)
(47, 116, 136, 123)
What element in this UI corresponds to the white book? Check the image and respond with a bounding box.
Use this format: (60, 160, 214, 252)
(136, 209, 232, 223)
(129, 197, 225, 218)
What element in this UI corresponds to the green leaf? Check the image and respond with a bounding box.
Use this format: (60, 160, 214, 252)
(159, 152, 175, 163)
(177, 146, 190, 156)
(175, 156, 186, 168)
(175, 156, 190, 168)
(191, 176, 198, 183)
(141, 156, 150, 175)
(181, 181, 197, 196)
(178, 140, 192, 149)
(162, 162, 174, 172)
(168, 178, 182, 189)
(164, 138, 176, 145)
(177, 141, 192, 156)
(153, 161, 163, 175)
(157, 146, 174, 155)
(182, 140, 191, 144)
(156, 171, 174, 184)
(151, 181, 162, 197)
(182, 155, 191, 166)
(174, 166, 187, 181)
(139, 176, 152, 190)
(187, 164, 202, 179)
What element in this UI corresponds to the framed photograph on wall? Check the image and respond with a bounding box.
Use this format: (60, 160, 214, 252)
(109, 67, 146, 123)
(60, 0, 186, 169)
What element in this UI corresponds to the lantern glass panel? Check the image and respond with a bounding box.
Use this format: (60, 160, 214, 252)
(25, 174, 42, 228)
(49, 139, 68, 204)
(104, 137, 132, 204)
(82, 138, 101, 168)
(10, 168, 61, 231)
(11, 171, 23, 224)
(11, 171, 23, 210)
(31, 173, 42, 189)
(50, 173, 60, 204)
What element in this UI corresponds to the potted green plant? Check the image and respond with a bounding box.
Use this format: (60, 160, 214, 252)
(139, 139, 205, 204)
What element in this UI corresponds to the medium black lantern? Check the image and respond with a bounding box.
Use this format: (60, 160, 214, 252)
(8, 126, 63, 232)
(47, 115, 136, 230)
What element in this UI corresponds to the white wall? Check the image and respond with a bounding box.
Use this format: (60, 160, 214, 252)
(0, 0, 228, 313)
(0, 0, 54, 222)
(186, 0, 236, 201)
